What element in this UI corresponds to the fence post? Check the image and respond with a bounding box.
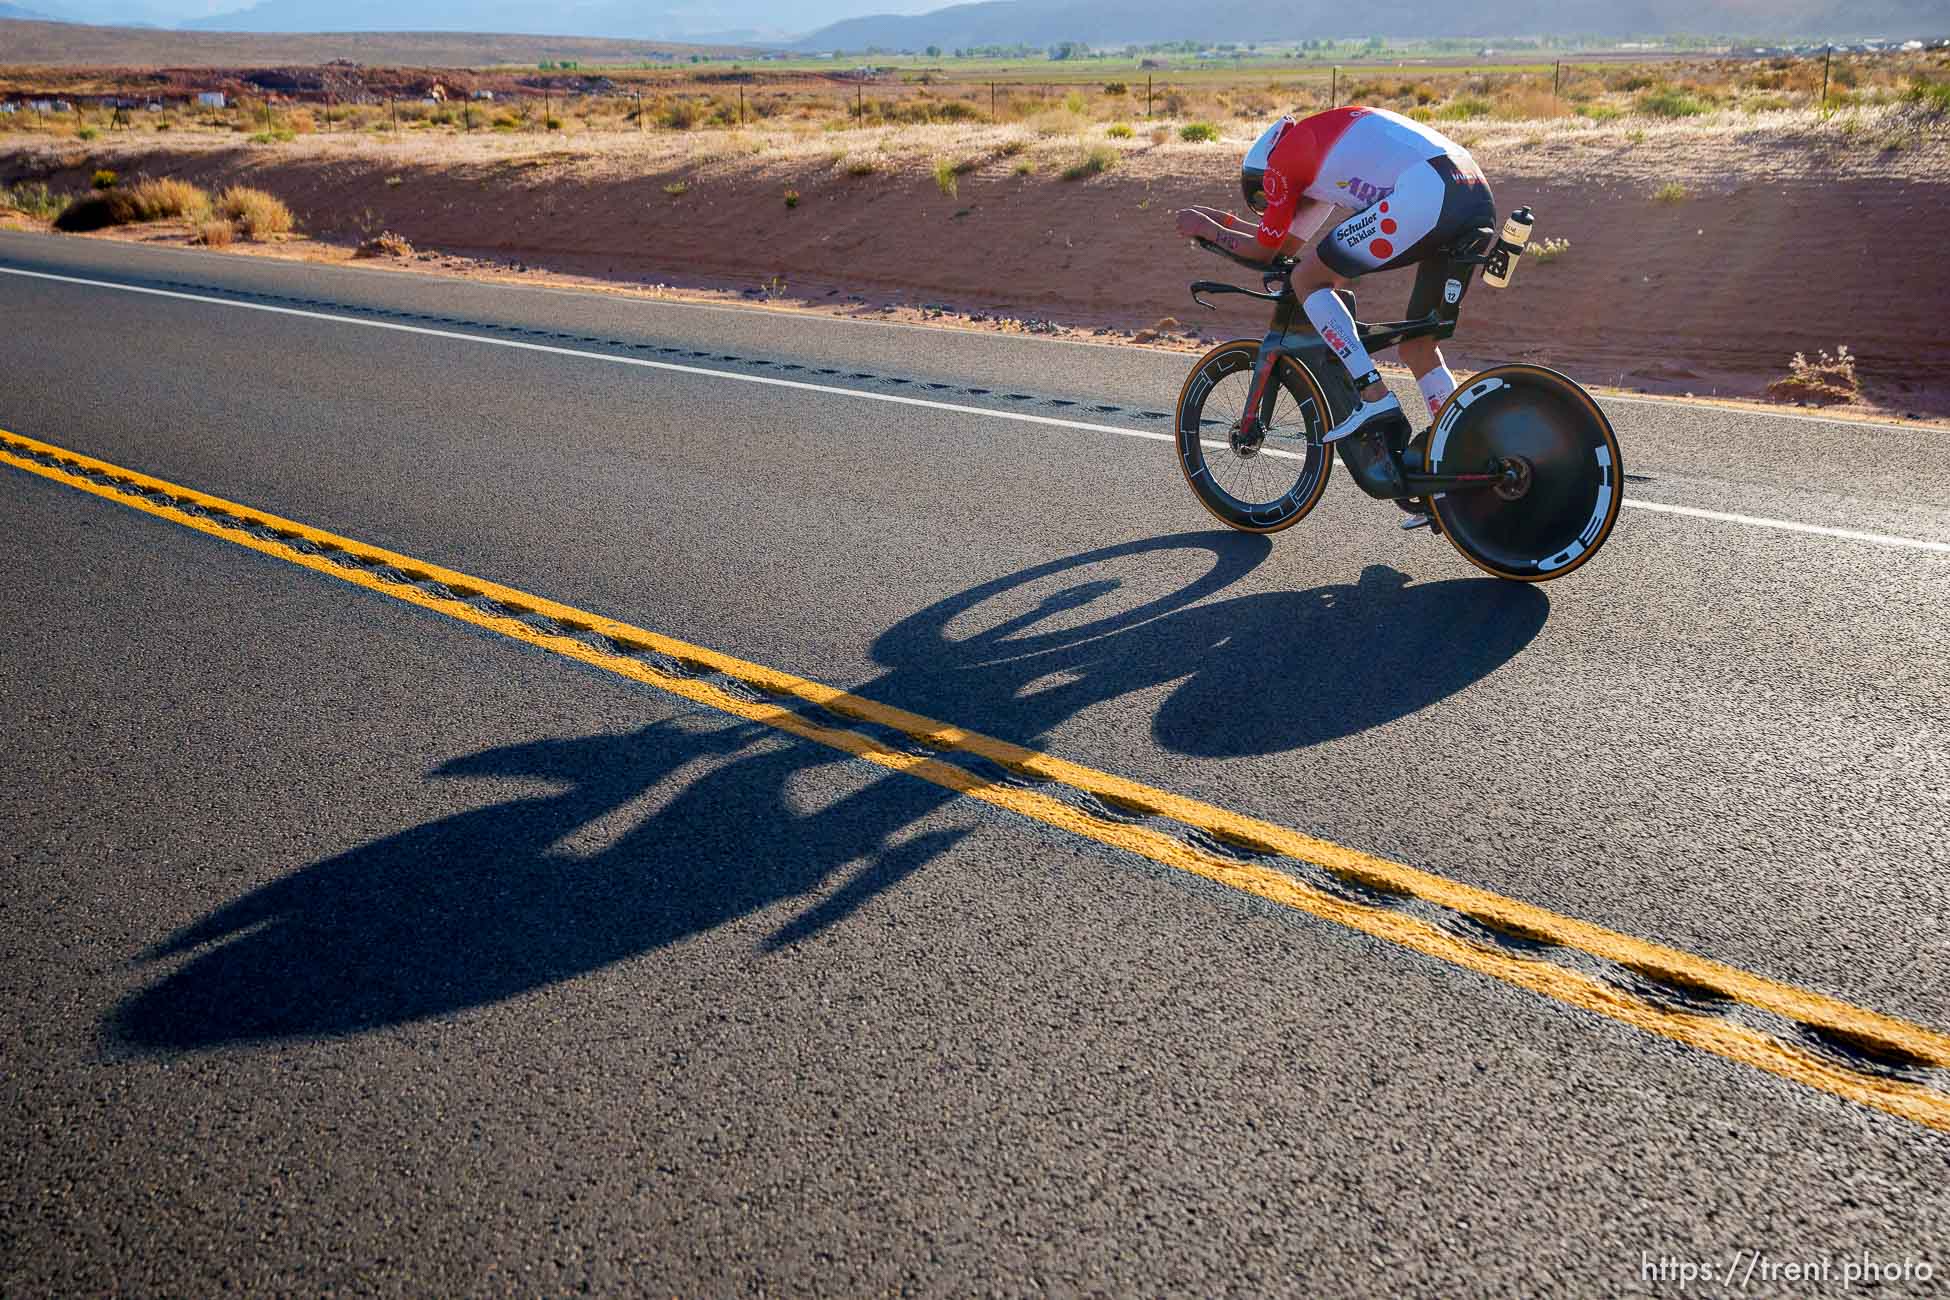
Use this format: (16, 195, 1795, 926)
(1331, 66, 1338, 108)
(390, 95, 397, 130)
(1820, 44, 1832, 114)
(991, 81, 996, 122)
(739, 85, 744, 125)
(1552, 59, 1560, 113)
(1147, 73, 1152, 117)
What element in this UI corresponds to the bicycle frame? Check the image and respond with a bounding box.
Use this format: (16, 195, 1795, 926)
(1189, 234, 1511, 498)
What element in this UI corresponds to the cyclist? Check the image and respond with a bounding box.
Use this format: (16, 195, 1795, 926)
(1174, 106, 1495, 495)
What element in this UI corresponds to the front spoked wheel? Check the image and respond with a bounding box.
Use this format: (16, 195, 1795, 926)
(1426, 364, 1624, 582)
(1175, 340, 1333, 534)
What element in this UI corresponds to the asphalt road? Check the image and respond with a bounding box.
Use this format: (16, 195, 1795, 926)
(3, 230, 1948, 1298)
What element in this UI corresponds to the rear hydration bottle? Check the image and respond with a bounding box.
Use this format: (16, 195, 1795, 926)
(1482, 206, 1534, 289)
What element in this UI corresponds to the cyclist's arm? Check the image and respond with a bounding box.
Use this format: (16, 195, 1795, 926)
(1174, 208, 1276, 262)
(1184, 205, 1253, 233)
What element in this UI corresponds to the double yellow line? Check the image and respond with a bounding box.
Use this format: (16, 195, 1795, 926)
(7, 425, 1950, 1132)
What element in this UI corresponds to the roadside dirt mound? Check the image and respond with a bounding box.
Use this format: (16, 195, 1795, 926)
(8, 138, 1948, 415)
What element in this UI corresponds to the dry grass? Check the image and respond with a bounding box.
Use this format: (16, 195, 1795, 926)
(215, 185, 293, 239)
(193, 218, 234, 246)
(126, 177, 210, 219)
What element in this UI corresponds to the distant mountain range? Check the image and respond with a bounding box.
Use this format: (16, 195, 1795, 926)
(8, 0, 938, 37)
(8, 0, 1940, 44)
(792, 0, 1950, 49)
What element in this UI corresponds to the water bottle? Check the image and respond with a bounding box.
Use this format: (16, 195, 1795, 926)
(1483, 207, 1534, 289)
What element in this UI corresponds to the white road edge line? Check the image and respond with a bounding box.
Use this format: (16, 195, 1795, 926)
(1624, 500, 1950, 553)
(6, 264, 1947, 556)
(4, 236, 1942, 438)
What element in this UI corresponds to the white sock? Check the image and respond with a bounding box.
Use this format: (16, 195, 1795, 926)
(1417, 365, 1458, 418)
(1302, 289, 1380, 390)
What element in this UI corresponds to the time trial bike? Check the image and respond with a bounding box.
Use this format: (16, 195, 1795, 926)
(1175, 217, 1623, 582)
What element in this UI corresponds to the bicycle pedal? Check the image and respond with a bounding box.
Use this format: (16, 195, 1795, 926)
(1399, 512, 1433, 532)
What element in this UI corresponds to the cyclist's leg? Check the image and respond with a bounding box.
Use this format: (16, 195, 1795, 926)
(1393, 158, 1497, 421)
(1299, 164, 1451, 442)
(1399, 262, 1457, 421)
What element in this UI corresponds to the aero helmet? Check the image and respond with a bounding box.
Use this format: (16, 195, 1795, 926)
(1241, 117, 1290, 214)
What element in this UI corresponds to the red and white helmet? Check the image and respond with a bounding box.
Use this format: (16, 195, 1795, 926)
(1241, 117, 1290, 214)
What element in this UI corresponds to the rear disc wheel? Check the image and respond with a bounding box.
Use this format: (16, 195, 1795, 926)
(1426, 364, 1624, 581)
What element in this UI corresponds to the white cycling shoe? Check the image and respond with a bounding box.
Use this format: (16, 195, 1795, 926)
(1320, 391, 1405, 444)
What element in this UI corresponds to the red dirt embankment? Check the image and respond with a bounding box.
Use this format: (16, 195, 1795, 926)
(7, 135, 1949, 415)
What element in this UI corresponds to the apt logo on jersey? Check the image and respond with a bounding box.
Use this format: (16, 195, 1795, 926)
(1334, 176, 1396, 206)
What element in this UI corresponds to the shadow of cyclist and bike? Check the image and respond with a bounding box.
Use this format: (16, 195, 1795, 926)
(112, 532, 1549, 1050)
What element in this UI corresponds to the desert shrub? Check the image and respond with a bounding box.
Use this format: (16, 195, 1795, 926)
(663, 98, 700, 130)
(933, 157, 959, 197)
(248, 129, 295, 144)
(1767, 346, 1857, 404)
(2, 181, 66, 219)
(1063, 90, 1086, 115)
(1575, 103, 1623, 121)
(1437, 96, 1492, 120)
(1103, 81, 1127, 95)
(1741, 94, 1791, 114)
(844, 157, 876, 176)
(663, 180, 689, 196)
(998, 138, 1027, 156)
(1906, 79, 1950, 116)
(285, 108, 316, 133)
(544, 117, 563, 130)
(1013, 159, 1035, 175)
(1637, 87, 1706, 118)
(1061, 144, 1117, 180)
(91, 168, 117, 189)
(783, 188, 800, 208)
(194, 218, 234, 246)
(1653, 181, 1688, 203)
(215, 185, 293, 239)
(354, 230, 412, 258)
(1179, 121, 1219, 142)
(1492, 88, 1561, 120)
(1106, 122, 1133, 138)
(1531, 236, 1570, 263)
(53, 193, 132, 230)
(77, 127, 98, 141)
(1149, 125, 1171, 145)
